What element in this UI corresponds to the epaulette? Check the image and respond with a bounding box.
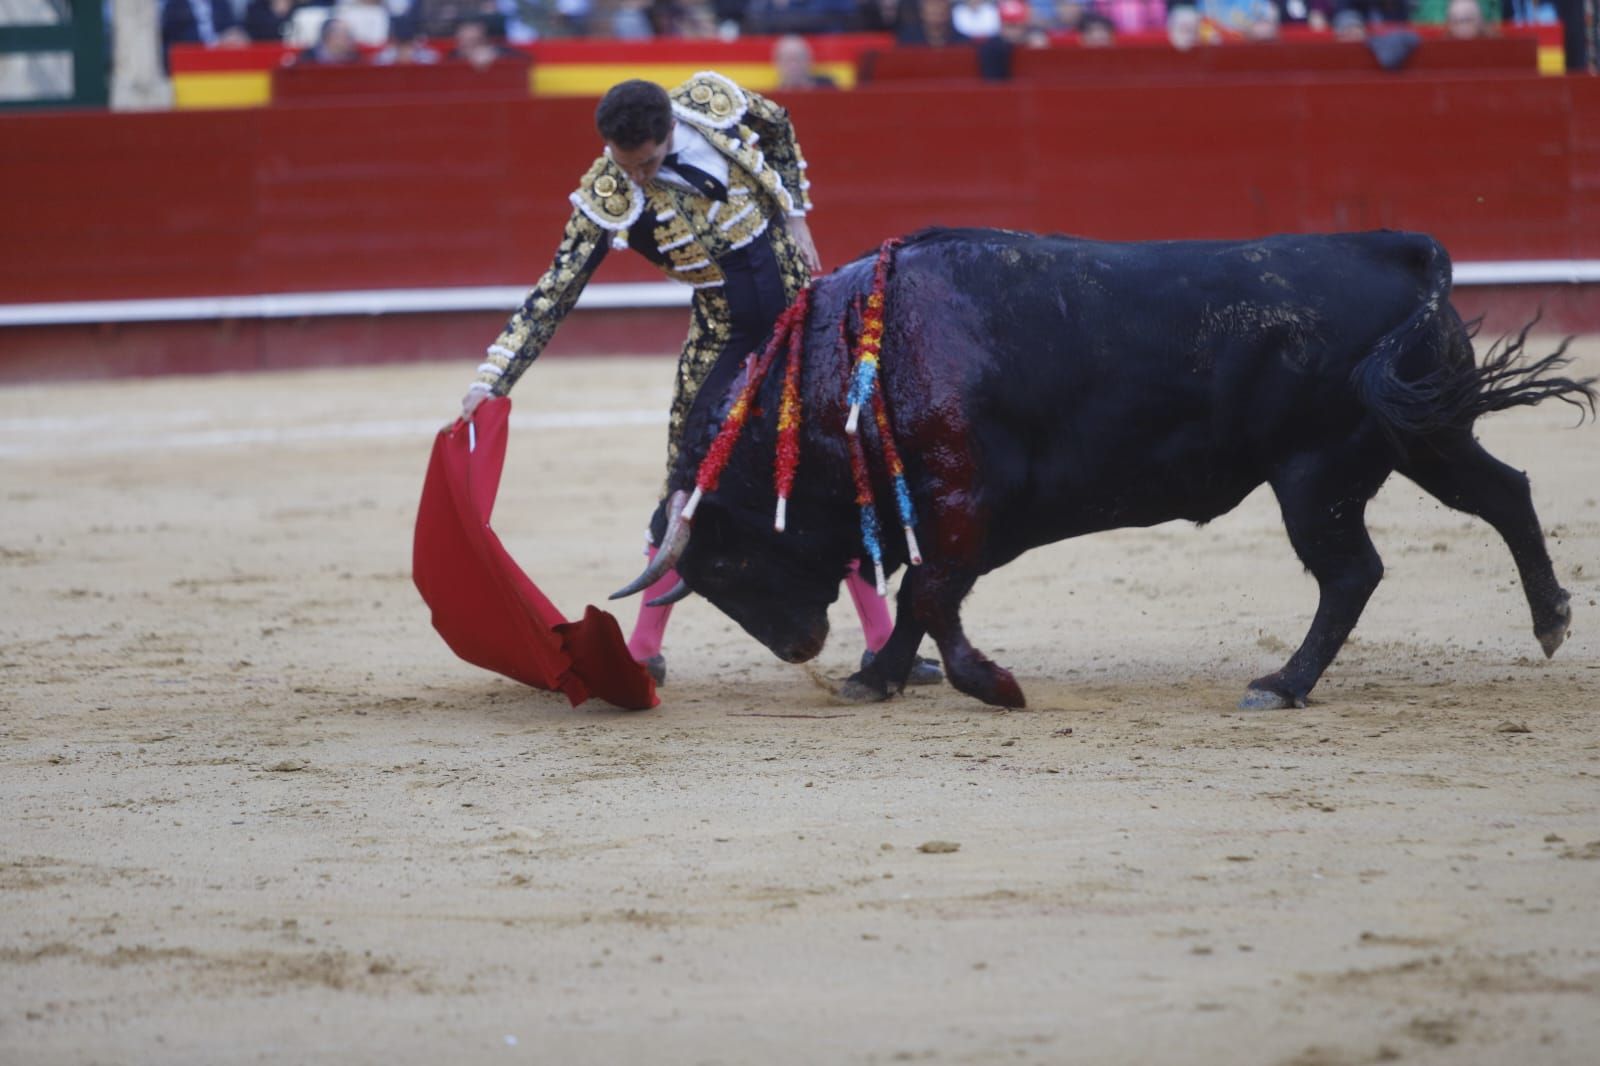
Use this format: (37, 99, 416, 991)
(569, 157, 644, 248)
(670, 71, 748, 131)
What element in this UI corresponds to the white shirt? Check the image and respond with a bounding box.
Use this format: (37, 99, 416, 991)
(952, 1, 1001, 38)
(654, 123, 732, 198)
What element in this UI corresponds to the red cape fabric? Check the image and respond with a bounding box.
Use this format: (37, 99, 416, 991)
(412, 397, 658, 710)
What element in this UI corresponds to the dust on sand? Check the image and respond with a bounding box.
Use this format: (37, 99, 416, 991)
(2, 343, 1598, 1064)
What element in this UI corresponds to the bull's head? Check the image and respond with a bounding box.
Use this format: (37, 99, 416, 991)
(611, 488, 847, 663)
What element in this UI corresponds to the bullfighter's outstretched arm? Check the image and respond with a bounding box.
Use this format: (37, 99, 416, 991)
(464, 209, 612, 411)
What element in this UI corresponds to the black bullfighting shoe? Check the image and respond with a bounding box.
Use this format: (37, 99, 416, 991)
(641, 655, 666, 685)
(860, 650, 944, 687)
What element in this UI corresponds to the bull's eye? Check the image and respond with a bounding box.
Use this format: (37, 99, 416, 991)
(706, 557, 735, 584)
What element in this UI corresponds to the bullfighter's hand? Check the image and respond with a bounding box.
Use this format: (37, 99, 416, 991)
(789, 216, 822, 274)
(460, 383, 492, 422)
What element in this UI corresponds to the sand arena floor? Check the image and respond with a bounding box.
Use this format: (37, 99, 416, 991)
(2, 340, 1598, 1065)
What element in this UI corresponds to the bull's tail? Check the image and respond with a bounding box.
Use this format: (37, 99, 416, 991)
(1351, 240, 1597, 439)
(1448, 317, 1596, 425)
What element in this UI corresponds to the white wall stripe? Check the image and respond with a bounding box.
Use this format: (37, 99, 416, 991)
(1450, 261, 1600, 285)
(3, 261, 1594, 329)
(0, 282, 693, 328)
(0, 408, 668, 459)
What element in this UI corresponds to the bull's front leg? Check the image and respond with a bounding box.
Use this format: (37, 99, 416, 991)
(862, 564, 1025, 708)
(838, 577, 930, 702)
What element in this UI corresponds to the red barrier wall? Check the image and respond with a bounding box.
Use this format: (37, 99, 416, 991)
(271, 61, 530, 103)
(3, 74, 1596, 310)
(2, 75, 1597, 383)
(0, 308, 685, 383)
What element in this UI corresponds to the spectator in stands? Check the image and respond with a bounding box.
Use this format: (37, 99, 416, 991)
(296, 16, 361, 62)
(1412, 0, 1493, 26)
(773, 34, 839, 89)
(372, 17, 443, 61)
(612, 0, 656, 37)
(1201, 0, 1259, 33)
(952, 0, 1001, 38)
(1333, 0, 1408, 26)
(673, 0, 723, 35)
(335, 0, 393, 45)
(1245, 0, 1280, 37)
(1442, 0, 1489, 35)
(645, 0, 678, 34)
(711, 0, 748, 33)
(243, 0, 302, 42)
(1099, 0, 1166, 34)
(1269, 0, 1332, 30)
(1553, 0, 1588, 71)
(977, 0, 1038, 77)
(447, 15, 521, 67)
(552, 0, 596, 36)
(162, 0, 250, 57)
(1049, 0, 1088, 31)
(1166, 4, 1203, 48)
(1503, 0, 1557, 21)
(1004, 0, 1049, 42)
(859, 0, 919, 33)
(1078, 9, 1115, 43)
(415, 0, 500, 39)
(1330, 6, 1366, 37)
(900, 0, 961, 43)
(746, 0, 861, 33)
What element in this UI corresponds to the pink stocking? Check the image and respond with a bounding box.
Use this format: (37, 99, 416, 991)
(626, 546, 677, 662)
(844, 560, 894, 653)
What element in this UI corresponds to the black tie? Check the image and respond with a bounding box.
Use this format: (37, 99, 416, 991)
(662, 152, 728, 202)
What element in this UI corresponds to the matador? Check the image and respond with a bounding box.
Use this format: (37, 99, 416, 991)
(459, 73, 940, 689)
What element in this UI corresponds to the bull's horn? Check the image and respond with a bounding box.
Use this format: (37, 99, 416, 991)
(609, 489, 694, 599)
(645, 579, 693, 607)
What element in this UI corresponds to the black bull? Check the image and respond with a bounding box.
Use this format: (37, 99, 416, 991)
(615, 227, 1596, 709)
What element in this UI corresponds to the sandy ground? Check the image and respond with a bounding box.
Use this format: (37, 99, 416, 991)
(2, 338, 1598, 1066)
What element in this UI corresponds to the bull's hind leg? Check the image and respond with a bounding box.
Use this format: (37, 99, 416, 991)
(916, 566, 1025, 708)
(1244, 451, 1390, 710)
(1397, 430, 1571, 657)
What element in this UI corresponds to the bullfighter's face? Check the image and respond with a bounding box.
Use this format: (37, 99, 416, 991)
(675, 501, 838, 664)
(607, 126, 673, 188)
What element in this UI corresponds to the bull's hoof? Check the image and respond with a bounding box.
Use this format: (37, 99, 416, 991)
(1536, 594, 1571, 659)
(946, 657, 1026, 708)
(1239, 686, 1306, 711)
(985, 670, 1027, 708)
(837, 671, 892, 703)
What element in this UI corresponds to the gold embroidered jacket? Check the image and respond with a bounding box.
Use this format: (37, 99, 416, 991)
(472, 71, 815, 419)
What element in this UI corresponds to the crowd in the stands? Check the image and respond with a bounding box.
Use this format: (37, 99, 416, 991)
(158, 0, 1566, 72)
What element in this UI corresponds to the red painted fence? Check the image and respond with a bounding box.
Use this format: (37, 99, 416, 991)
(1, 70, 1596, 380)
(4, 74, 1596, 304)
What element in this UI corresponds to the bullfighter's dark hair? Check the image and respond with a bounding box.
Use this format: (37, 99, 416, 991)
(596, 80, 673, 149)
